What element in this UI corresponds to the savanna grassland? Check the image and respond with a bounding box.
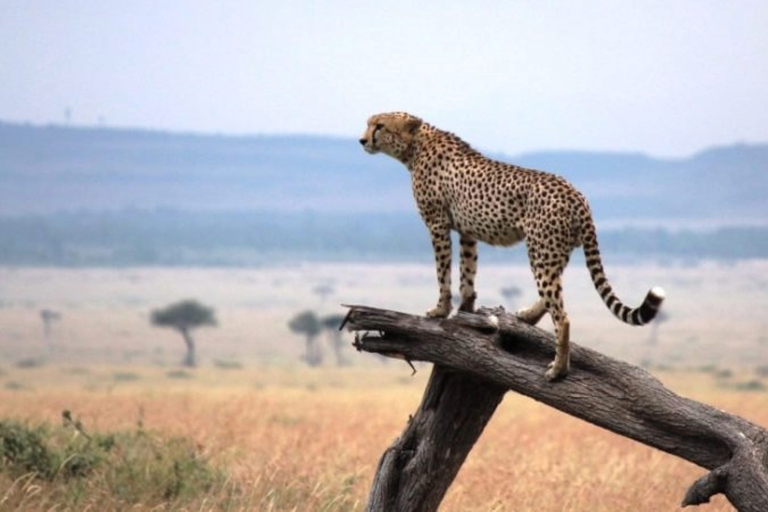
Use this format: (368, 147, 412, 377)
(1, 261, 768, 511)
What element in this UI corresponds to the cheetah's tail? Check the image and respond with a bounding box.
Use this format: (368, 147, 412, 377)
(582, 224, 665, 326)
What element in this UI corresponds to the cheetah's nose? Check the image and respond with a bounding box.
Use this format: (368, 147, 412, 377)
(358, 138, 367, 146)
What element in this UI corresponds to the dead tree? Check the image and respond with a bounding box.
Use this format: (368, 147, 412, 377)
(342, 305, 768, 512)
(40, 309, 61, 339)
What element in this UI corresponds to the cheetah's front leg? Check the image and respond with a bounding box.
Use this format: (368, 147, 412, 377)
(426, 226, 452, 318)
(458, 235, 478, 312)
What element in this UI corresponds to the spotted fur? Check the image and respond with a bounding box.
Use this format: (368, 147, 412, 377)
(359, 112, 665, 381)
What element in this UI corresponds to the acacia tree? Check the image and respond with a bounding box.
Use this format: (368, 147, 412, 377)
(151, 299, 217, 367)
(289, 310, 323, 366)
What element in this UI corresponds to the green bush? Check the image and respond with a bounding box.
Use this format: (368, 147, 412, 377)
(0, 414, 224, 506)
(105, 430, 219, 503)
(0, 421, 56, 479)
(0, 420, 108, 480)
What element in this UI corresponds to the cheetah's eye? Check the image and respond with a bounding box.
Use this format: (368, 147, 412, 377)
(372, 123, 384, 143)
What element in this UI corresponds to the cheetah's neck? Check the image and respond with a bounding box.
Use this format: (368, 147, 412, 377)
(406, 124, 481, 170)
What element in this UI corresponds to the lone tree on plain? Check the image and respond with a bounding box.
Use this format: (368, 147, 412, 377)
(40, 309, 61, 339)
(289, 310, 323, 366)
(151, 299, 217, 367)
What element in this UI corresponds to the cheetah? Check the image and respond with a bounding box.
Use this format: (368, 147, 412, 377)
(359, 112, 665, 381)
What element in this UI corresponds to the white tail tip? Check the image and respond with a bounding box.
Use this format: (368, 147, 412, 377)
(650, 286, 666, 300)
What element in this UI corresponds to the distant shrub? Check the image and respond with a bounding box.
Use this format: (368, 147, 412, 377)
(112, 372, 140, 382)
(734, 380, 766, 392)
(62, 367, 91, 375)
(166, 370, 193, 380)
(15, 358, 45, 369)
(213, 359, 243, 370)
(697, 364, 717, 374)
(755, 365, 768, 378)
(715, 368, 733, 379)
(4, 381, 27, 391)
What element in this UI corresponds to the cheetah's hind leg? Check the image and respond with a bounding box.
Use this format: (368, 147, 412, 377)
(545, 316, 570, 381)
(517, 297, 570, 380)
(516, 298, 547, 325)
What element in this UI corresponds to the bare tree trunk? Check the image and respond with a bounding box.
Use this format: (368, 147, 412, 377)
(305, 334, 322, 367)
(180, 327, 196, 367)
(330, 332, 349, 366)
(366, 367, 504, 512)
(343, 305, 768, 512)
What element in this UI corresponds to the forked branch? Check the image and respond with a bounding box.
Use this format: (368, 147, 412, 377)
(344, 305, 768, 512)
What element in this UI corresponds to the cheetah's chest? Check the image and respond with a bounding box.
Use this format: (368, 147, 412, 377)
(412, 158, 528, 247)
(444, 173, 526, 247)
(448, 202, 525, 247)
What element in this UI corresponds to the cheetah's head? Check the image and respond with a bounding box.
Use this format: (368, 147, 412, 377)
(359, 112, 423, 162)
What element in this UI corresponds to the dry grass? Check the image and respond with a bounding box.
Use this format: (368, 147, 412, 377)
(0, 262, 767, 510)
(1, 365, 766, 511)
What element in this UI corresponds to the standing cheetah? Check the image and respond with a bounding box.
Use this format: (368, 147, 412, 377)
(359, 112, 665, 381)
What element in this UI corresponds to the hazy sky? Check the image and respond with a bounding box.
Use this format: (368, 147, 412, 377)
(2, 1, 767, 157)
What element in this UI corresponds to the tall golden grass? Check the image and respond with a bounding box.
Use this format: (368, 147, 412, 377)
(1, 365, 764, 511)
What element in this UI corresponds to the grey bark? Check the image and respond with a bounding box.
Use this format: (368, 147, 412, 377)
(342, 305, 768, 512)
(305, 334, 323, 367)
(180, 327, 196, 367)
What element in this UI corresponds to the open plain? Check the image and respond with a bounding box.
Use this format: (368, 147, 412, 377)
(1, 260, 768, 511)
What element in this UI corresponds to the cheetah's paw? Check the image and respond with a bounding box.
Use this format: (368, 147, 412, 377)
(545, 360, 569, 382)
(425, 304, 451, 318)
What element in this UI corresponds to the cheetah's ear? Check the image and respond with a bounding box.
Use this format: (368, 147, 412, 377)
(392, 116, 422, 136)
(402, 116, 422, 134)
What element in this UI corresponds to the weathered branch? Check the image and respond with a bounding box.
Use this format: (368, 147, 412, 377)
(345, 305, 768, 512)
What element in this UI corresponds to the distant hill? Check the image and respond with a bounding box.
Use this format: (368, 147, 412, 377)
(1, 209, 766, 266)
(1, 121, 767, 225)
(0, 122, 410, 214)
